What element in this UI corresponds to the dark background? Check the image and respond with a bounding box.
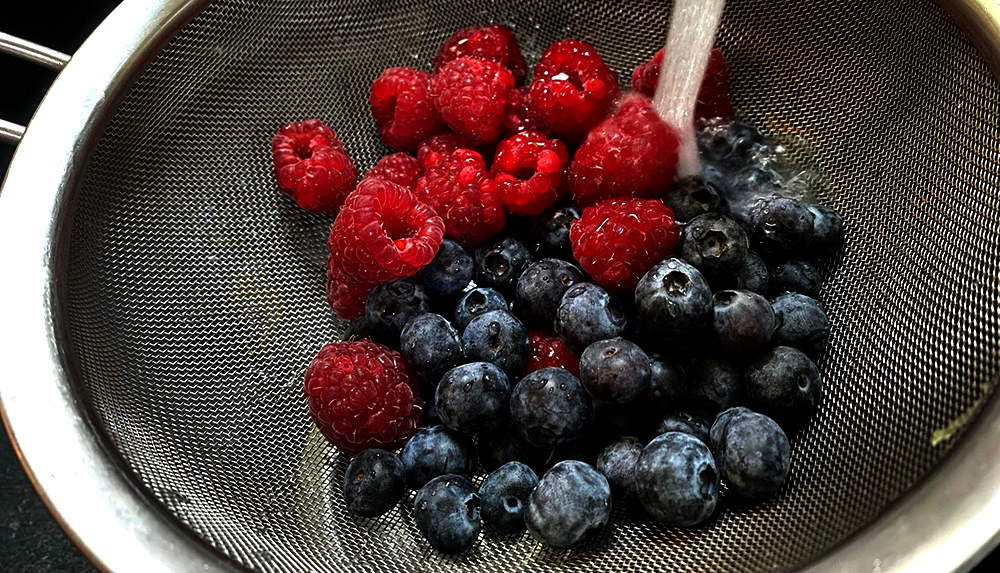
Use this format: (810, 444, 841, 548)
(1, 2, 999, 572)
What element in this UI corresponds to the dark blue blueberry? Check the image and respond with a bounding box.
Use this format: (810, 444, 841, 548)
(510, 367, 591, 449)
(516, 259, 585, 329)
(709, 406, 754, 449)
(644, 359, 689, 412)
(771, 293, 830, 358)
(477, 423, 551, 473)
(732, 250, 770, 295)
(654, 412, 711, 445)
(702, 164, 735, 203)
(342, 448, 406, 518)
(750, 197, 815, 257)
(697, 119, 769, 172)
(435, 362, 510, 434)
(462, 310, 530, 377)
(454, 287, 508, 332)
(720, 165, 782, 232)
(341, 315, 380, 344)
(634, 258, 713, 340)
(712, 289, 777, 356)
(479, 461, 539, 534)
(665, 175, 724, 223)
(400, 313, 464, 385)
(525, 460, 611, 549)
(635, 432, 719, 527)
(681, 213, 749, 278)
(686, 351, 744, 417)
(579, 337, 651, 404)
(529, 203, 581, 259)
(806, 204, 846, 258)
(711, 408, 790, 499)
(769, 259, 822, 299)
(413, 474, 481, 554)
(474, 234, 536, 297)
(400, 426, 477, 489)
(554, 283, 628, 355)
(745, 346, 822, 429)
(419, 239, 473, 297)
(596, 436, 644, 508)
(364, 280, 431, 347)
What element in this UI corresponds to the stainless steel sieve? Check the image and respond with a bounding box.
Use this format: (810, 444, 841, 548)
(4, 0, 1000, 572)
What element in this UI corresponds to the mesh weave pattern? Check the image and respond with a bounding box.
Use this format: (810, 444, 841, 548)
(65, 0, 1000, 571)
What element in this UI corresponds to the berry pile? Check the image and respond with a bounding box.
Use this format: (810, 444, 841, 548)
(276, 24, 846, 556)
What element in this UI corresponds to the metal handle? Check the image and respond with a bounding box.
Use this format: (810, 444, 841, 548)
(0, 32, 72, 145)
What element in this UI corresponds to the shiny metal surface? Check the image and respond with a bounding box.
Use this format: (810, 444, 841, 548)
(3, 0, 1000, 572)
(0, 31, 71, 70)
(0, 119, 26, 145)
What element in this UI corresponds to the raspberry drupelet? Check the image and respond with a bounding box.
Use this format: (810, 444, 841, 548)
(430, 58, 515, 147)
(522, 330, 581, 376)
(491, 131, 570, 216)
(570, 198, 681, 293)
(632, 46, 733, 122)
(502, 86, 546, 137)
(433, 24, 528, 86)
(271, 119, 357, 214)
(414, 148, 506, 248)
(304, 340, 423, 452)
(530, 39, 620, 138)
(370, 67, 446, 152)
(364, 152, 425, 191)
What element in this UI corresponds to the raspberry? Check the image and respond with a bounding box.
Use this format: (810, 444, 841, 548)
(530, 40, 620, 138)
(632, 46, 733, 122)
(364, 152, 425, 191)
(415, 133, 492, 169)
(326, 178, 445, 318)
(502, 86, 546, 137)
(568, 95, 681, 206)
(433, 25, 528, 86)
(370, 67, 446, 152)
(304, 340, 423, 452)
(522, 330, 581, 377)
(271, 119, 357, 214)
(414, 148, 506, 248)
(570, 198, 680, 293)
(490, 131, 569, 216)
(430, 58, 514, 146)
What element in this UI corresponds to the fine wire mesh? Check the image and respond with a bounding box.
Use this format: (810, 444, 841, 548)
(63, 0, 1000, 571)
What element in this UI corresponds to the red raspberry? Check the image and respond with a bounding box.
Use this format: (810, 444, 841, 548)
(522, 330, 581, 376)
(430, 58, 514, 147)
(271, 119, 357, 214)
(414, 148, 506, 248)
(433, 25, 528, 86)
(326, 178, 445, 318)
(490, 131, 569, 216)
(502, 86, 546, 137)
(364, 152, 424, 191)
(530, 40, 620, 138)
(631, 46, 733, 122)
(568, 94, 681, 206)
(304, 340, 423, 453)
(415, 133, 494, 169)
(570, 198, 680, 293)
(370, 67, 446, 152)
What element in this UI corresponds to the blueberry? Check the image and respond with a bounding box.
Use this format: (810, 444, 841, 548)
(724, 166, 782, 231)
(654, 412, 711, 445)
(733, 250, 770, 295)
(579, 337, 651, 403)
(634, 258, 713, 339)
(554, 283, 628, 355)
(400, 426, 477, 489)
(681, 213, 749, 278)
(454, 287, 508, 332)
(510, 367, 590, 449)
(529, 203, 580, 259)
(665, 175, 724, 222)
(712, 290, 777, 356)
(479, 461, 539, 534)
(711, 408, 790, 499)
(413, 474, 481, 554)
(365, 280, 431, 347)
(771, 293, 830, 358)
(419, 239, 474, 297)
(342, 448, 406, 518)
(474, 234, 536, 297)
(644, 358, 689, 412)
(516, 259, 585, 329)
(745, 346, 822, 429)
(686, 351, 744, 416)
(596, 436, 644, 508)
(524, 460, 612, 549)
(478, 423, 552, 473)
(806, 204, 846, 257)
(342, 315, 379, 344)
(635, 432, 719, 527)
(435, 362, 510, 434)
(697, 119, 769, 172)
(750, 197, 815, 257)
(769, 259, 822, 299)
(400, 313, 464, 384)
(462, 310, 530, 377)
(709, 406, 753, 449)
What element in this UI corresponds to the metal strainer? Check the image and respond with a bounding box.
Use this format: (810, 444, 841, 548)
(4, 0, 1000, 571)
